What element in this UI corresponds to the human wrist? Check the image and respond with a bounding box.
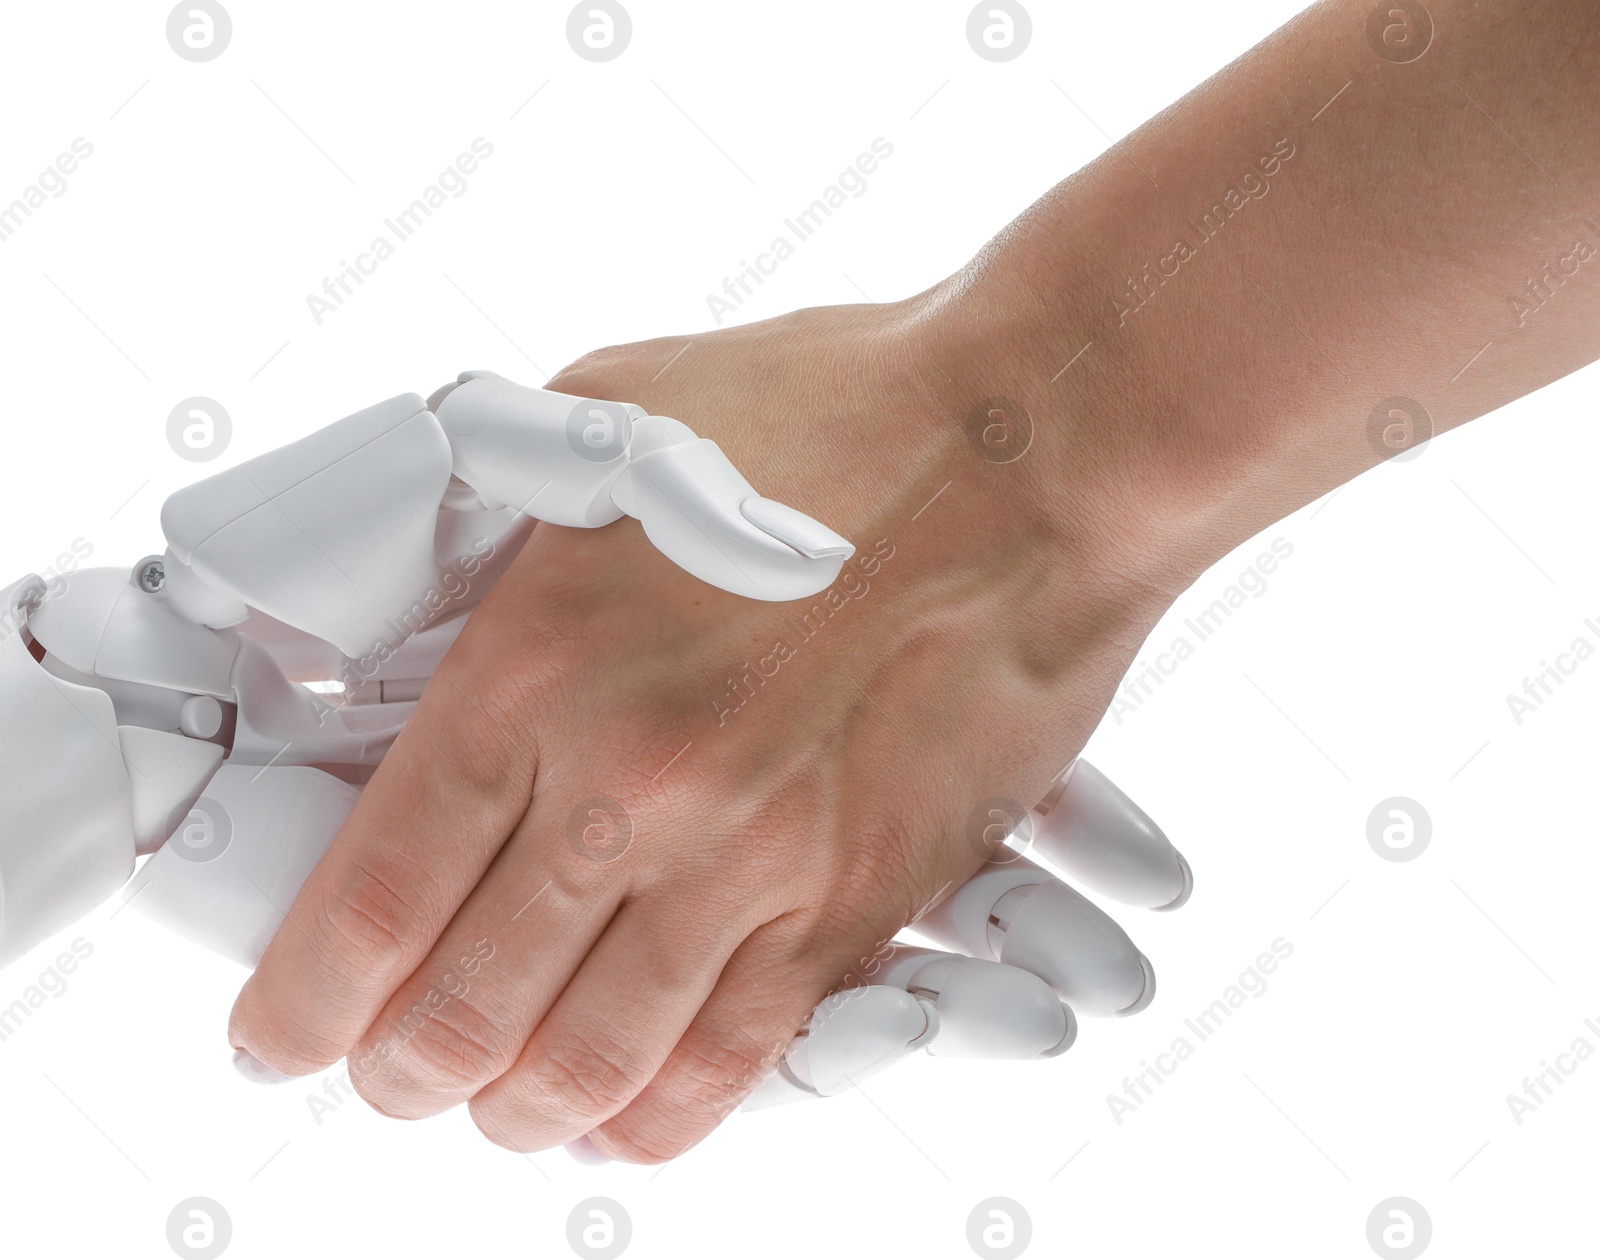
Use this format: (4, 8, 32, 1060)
(903, 253, 1229, 623)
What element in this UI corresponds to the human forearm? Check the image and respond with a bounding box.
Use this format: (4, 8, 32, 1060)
(916, 0, 1600, 599)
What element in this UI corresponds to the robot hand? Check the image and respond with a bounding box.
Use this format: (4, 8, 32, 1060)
(742, 759, 1192, 1109)
(1, 370, 853, 970)
(0, 370, 1192, 1133)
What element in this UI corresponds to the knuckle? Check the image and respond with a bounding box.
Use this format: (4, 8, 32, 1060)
(467, 639, 560, 729)
(318, 855, 438, 972)
(421, 664, 541, 789)
(591, 1032, 791, 1164)
(668, 1036, 777, 1119)
(545, 343, 648, 398)
(596, 1087, 731, 1164)
(521, 1029, 651, 1122)
(386, 994, 519, 1092)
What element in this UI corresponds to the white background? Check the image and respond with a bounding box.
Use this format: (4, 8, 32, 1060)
(1, 2, 1595, 1258)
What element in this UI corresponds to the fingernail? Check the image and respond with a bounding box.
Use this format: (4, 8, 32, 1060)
(565, 1134, 613, 1165)
(232, 1047, 295, 1085)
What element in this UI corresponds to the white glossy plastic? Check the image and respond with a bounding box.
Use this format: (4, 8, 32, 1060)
(162, 395, 454, 659)
(743, 986, 935, 1109)
(117, 725, 223, 855)
(128, 763, 360, 968)
(873, 945, 1074, 1059)
(0, 578, 136, 969)
(913, 854, 1156, 1017)
(1029, 759, 1193, 909)
(623, 438, 853, 600)
(433, 371, 634, 526)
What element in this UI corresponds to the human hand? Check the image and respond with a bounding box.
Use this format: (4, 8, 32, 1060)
(225, 294, 1189, 1162)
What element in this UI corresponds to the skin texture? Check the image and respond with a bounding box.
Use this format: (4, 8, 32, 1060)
(230, 0, 1600, 1161)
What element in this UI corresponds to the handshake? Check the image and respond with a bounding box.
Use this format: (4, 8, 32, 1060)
(0, 371, 1190, 1140)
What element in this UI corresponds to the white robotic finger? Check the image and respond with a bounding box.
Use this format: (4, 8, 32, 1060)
(162, 394, 456, 659)
(27, 565, 238, 699)
(873, 945, 1076, 1059)
(125, 763, 359, 968)
(431, 371, 637, 526)
(743, 945, 1076, 1113)
(0, 578, 137, 969)
(614, 431, 855, 602)
(158, 548, 250, 629)
(914, 855, 1155, 1017)
(741, 985, 937, 1110)
(118, 726, 224, 855)
(434, 373, 855, 601)
(226, 636, 412, 768)
(1027, 759, 1193, 910)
